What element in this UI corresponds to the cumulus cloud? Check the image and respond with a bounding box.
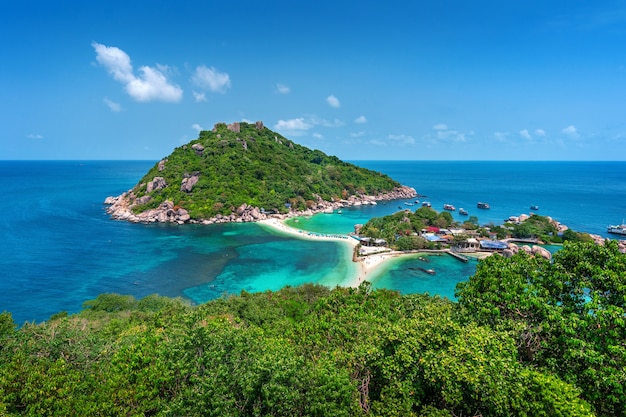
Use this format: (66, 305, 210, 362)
(312, 132, 324, 139)
(192, 123, 203, 132)
(92, 42, 183, 102)
(493, 132, 509, 142)
(103, 97, 121, 112)
(350, 131, 366, 138)
(562, 125, 580, 138)
(193, 91, 207, 102)
(520, 129, 532, 140)
(387, 134, 416, 145)
(354, 115, 367, 124)
(26, 133, 43, 139)
(326, 94, 341, 108)
(427, 124, 467, 142)
(191, 65, 231, 94)
(535, 128, 546, 136)
(276, 83, 290, 94)
(274, 118, 313, 136)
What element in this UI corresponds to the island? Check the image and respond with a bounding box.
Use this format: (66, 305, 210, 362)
(105, 121, 416, 224)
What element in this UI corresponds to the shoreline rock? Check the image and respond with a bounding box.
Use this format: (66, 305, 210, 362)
(103, 185, 418, 225)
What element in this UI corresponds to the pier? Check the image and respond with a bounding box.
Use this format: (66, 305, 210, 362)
(446, 250, 469, 263)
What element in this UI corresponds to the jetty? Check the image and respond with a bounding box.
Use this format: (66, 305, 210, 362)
(446, 250, 469, 263)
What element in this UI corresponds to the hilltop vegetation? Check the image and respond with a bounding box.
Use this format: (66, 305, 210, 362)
(2, 240, 625, 416)
(124, 121, 402, 219)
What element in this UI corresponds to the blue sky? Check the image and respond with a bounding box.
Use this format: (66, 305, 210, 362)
(2, 1, 626, 160)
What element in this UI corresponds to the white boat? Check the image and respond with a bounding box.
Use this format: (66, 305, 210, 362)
(422, 201, 431, 207)
(404, 202, 414, 206)
(607, 222, 626, 235)
(477, 202, 490, 209)
(459, 208, 468, 215)
(443, 204, 456, 211)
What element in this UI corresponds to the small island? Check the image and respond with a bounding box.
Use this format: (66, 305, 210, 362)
(105, 121, 416, 224)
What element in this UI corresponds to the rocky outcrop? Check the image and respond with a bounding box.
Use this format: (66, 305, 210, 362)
(191, 144, 205, 156)
(181, 174, 199, 192)
(104, 185, 418, 225)
(146, 177, 167, 193)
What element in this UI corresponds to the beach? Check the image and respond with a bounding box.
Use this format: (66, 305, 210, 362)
(258, 218, 482, 289)
(258, 218, 401, 288)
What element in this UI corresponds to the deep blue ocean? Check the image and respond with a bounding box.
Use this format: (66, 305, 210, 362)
(2, 160, 625, 324)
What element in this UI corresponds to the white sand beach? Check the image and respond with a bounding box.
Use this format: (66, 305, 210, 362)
(258, 218, 411, 288)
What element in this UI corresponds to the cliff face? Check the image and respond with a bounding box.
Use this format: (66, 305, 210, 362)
(104, 121, 416, 224)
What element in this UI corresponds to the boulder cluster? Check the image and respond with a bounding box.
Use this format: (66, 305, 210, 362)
(104, 185, 417, 225)
(503, 243, 552, 260)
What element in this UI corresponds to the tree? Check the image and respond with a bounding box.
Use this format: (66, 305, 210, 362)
(456, 240, 626, 416)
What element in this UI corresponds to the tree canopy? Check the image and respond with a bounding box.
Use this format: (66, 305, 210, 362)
(5, 238, 625, 416)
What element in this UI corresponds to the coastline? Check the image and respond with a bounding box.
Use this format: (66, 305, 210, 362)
(258, 218, 400, 288)
(257, 218, 490, 289)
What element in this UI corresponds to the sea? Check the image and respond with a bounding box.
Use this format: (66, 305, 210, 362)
(1, 160, 625, 324)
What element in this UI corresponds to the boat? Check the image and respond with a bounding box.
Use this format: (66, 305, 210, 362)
(404, 202, 414, 206)
(459, 208, 468, 215)
(607, 222, 626, 235)
(421, 201, 431, 207)
(415, 200, 420, 204)
(409, 267, 436, 275)
(443, 204, 456, 211)
(530, 205, 539, 210)
(477, 202, 490, 209)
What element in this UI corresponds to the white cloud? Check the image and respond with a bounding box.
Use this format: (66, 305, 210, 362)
(26, 133, 43, 139)
(354, 115, 367, 124)
(192, 65, 231, 94)
(535, 128, 546, 137)
(520, 129, 532, 140)
(276, 83, 290, 94)
(92, 42, 183, 102)
(436, 130, 466, 142)
(562, 125, 580, 138)
(193, 91, 207, 102)
(274, 118, 313, 136)
(326, 94, 341, 108)
(103, 97, 121, 112)
(312, 133, 324, 139)
(387, 134, 416, 145)
(493, 132, 509, 142)
(192, 123, 203, 132)
(432, 123, 448, 130)
(350, 131, 366, 138)
(317, 118, 345, 128)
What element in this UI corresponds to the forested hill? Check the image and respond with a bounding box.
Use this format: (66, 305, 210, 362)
(105, 121, 413, 223)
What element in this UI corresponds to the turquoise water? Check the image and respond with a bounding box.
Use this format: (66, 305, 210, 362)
(1, 160, 625, 324)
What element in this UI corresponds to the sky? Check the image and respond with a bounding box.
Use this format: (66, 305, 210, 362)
(2, 1, 626, 161)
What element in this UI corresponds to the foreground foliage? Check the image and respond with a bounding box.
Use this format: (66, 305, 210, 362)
(2, 241, 624, 415)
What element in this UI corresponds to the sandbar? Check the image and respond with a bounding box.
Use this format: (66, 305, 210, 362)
(258, 218, 420, 288)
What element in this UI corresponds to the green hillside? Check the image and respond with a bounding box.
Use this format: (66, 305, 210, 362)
(6, 239, 626, 415)
(127, 121, 402, 219)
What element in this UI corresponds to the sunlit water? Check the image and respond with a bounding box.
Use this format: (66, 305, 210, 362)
(1, 160, 624, 324)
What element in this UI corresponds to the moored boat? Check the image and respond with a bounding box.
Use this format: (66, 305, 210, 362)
(443, 204, 456, 211)
(422, 201, 431, 207)
(477, 202, 490, 209)
(607, 222, 626, 235)
(459, 208, 468, 215)
(530, 205, 539, 210)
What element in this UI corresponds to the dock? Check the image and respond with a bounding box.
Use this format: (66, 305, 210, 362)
(446, 250, 469, 263)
